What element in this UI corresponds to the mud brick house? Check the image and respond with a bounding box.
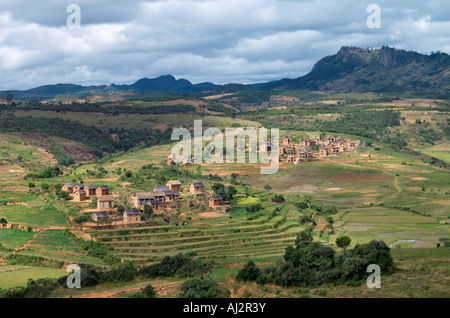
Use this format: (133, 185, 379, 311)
(149, 200, 165, 211)
(154, 186, 180, 202)
(91, 211, 109, 222)
(166, 180, 181, 192)
(331, 146, 341, 153)
(96, 185, 110, 196)
(283, 136, 293, 146)
(190, 182, 205, 194)
(298, 148, 308, 160)
(286, 147, 295, 155)
(123, 209, 141, 223)
(167, 153, 176, 166)
(163, 190, 180, 202)
(299, 139, 310, 147)
(245, 140, 257, 152)
(86, 185, 96, 196)
(61, 183, 74, 193)
(74, 190, 87, 202)
(320, 147, 329, 157)
(73, 183, 85, 192)
(209, 195, 224, 208)
(152, 191, 166, 202)
(182, 157, 192, 165)
(97, 196, 115, 209)
(260, 141, 272, 153)
(133, 193, 154, 208)
(154, 186, 170, 192)
(133, 194, 166, 211)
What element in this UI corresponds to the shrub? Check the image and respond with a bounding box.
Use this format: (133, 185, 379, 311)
(127, 284, 157, 298)
(139, 253, 213, 279)
(271, 194, 285, 203)
(178, 276, 230, 298)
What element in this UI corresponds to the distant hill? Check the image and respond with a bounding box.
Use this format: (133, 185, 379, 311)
(2, 46, 449, 99)
(2, 75, 216, 99)
(262, 46, 450, 94)
(113, 75, 215, 93)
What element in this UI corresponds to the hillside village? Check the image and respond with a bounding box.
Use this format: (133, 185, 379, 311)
(279, 135, 359, 162)
(58, 134, 359, 228)
(167, 135, 360, 166)
(61, 179, 223, 227)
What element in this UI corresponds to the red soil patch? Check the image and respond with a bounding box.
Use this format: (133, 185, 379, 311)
(329, 172, 392, 182)
(153, 124, 168, 130)
(196, 212, 224, 218)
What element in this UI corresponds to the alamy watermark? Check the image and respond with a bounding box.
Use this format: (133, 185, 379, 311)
(66, 264, 81, 288)
(366, 264, 381, 288)
(67, 4, 81, 29)
(367, 4, 381, 29)
(171, 120, 280, 174)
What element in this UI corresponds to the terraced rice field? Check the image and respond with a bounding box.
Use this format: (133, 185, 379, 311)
(86, 214, 303, 263)
(334, 206, 445, 248)
(25, 229, 84, 255)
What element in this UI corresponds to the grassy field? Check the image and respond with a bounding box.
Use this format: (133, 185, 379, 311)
(14, 111, 258, 131)
(0, 265, 67, 289)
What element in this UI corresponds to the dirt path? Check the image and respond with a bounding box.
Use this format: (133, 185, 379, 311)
(377, 175, 402, 205)
(70, 281, 182, 298)
(13, 230, 45, 253)
(323, 158, 379, 170)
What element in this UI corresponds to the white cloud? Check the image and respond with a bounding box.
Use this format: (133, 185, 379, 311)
(0, 0, 448, 90)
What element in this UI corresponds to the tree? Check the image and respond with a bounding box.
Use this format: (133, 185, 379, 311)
(236, 261, 261, 282)
(27, 181, 35, 189)
(127, 284, 157, 298)
(294, 201, 308, 210)
(303, 194, 313, 207)
(98, 217, 113, 227)
(141, 284, 157, 298)
(336, 235, 352, 257)
(264, 184, 272, 191)
(295, 230, 313, 246)
(107, 262, 138, 282)
(178, 276, 229, 298)
(41, 183, 50, 192)
(226, 186, 237, 200)
(212, 183, 237, 201)
(271, 194, 285, 203)
(439, 237, 450, 247)
(0, 218, 7, 232)
(73, 215, 89, 231)
(142, 205, 153, 222)
(56, 190, 70, 201)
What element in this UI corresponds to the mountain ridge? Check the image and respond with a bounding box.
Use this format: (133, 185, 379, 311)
(262, 46, 450, 93)
(2, 46, 449, 99)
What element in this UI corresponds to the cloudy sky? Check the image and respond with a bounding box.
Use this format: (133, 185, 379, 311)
(0, 0, 449, 90)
